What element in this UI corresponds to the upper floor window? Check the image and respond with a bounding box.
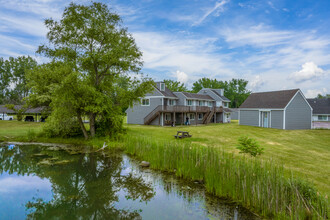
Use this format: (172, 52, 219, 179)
(187, 100, 193, 106)
(168, 99, 175, 106)
(318, 115, 327, 121)
(208, 102, 213, 107)
(141, 98, 150, 106)
(198, 101, 204, 106)
(224, 102, 229, 107)
(160, 83, 165, 91)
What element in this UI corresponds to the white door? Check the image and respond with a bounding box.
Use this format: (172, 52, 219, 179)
(262, 112, 269, 128)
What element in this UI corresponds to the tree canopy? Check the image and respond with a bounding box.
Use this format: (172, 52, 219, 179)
(164, 79, 188, 92)
(0, 56, 37, 104)
(27, 2, 153, 139)
(316, 94, 330, 99)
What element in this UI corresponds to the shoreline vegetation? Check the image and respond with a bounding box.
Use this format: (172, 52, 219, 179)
(0, 120, 329, 219)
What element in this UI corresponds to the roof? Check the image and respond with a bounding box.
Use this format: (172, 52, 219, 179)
(307, 98, 330, 114)
(181, 92, 214, 100)
(0, 105, 45, 114)
(155, 82, 178, 98)
(239, 89, 299, 109)
(211, 89, 230, 101)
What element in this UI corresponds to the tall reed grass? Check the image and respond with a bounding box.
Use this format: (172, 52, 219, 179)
(119, 136, 328, 219)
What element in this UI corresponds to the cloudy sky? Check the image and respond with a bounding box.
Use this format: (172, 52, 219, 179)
(0, 0, 329, 97)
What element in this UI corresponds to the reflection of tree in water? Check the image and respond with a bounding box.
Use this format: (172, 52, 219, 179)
(0, 145, 155, 220)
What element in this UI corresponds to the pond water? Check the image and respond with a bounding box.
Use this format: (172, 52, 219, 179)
(0, 143, 259, 220)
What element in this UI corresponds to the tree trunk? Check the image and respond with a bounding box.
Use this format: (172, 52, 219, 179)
(89, 112, 96, 138)
(77, 113, 89, 139)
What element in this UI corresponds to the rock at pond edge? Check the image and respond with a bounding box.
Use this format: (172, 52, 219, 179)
(140, 161, 150, 167)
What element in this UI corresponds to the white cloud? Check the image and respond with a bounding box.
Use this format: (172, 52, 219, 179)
(175, 70, 188, 83)
(305, 88, 328, 98)
(290, 62, 325, 82)
(0, 175, 51, 193)
(133, 31, 234, 80)
(193, 0, 230, 26)
(248, 75, 265, 90)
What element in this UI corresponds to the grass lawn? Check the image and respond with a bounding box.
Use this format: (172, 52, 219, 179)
(0, 120, 329, 196)
(126, 121, 330, 195)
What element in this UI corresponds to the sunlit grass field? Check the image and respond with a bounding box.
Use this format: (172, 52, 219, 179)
(0, 120, 329, 196)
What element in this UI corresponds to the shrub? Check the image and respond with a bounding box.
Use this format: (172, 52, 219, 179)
(27, 129, 37, 142)
(236, 136, 264, 156)
(42, 116, 83, 138)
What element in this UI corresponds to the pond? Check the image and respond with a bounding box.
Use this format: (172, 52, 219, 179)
(0, 143, 259, 220)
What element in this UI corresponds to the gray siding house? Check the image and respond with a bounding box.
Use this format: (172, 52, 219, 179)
(239, 89, 312, 130)
(126, 82, 232, 126)
(307, 98, 330, 129)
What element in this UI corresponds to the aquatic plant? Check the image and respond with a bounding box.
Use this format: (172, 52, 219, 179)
(118, 136, 329, 219)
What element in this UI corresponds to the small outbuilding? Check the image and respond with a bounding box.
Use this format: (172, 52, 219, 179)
(307, 98, 330, 129)
(239, 89, 312, 130)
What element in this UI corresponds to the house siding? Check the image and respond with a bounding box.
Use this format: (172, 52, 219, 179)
(126, 97, 163, 125)
(239, 110, 259, 126)
(173, 92, 186, 106)
(285, 92, 311, 129)
(270, 110, 283, 129)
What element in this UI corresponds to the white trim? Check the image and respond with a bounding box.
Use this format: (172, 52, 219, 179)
(161, 113, 164, 126)
(283, 109, 286, 129)
(239, 108, 284, 111)
(144, 96, 164, 98)
(141, 98, 150, 106)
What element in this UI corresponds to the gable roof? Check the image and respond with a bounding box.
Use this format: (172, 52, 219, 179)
(155, 82, 177, 98)
(239, 89, 299, 109)
(307, 98, 330, 114)
(211, 89, 230, 101)
(181, 92, 213, 100)
(0, 105, 45, 114)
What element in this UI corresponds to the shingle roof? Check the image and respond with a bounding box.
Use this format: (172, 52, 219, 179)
(155, 82, 178, 98)
(181, 92, 213, 100)
(0, 105, 45, 114)
(211, 89, 230, 101)
(239, 89, 299, 108)
(307, 98, 330, 114)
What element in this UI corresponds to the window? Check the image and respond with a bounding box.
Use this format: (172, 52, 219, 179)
(160, 83, 165, 91)
(199, 101, 204, 106)
(318, 115, 327, 121)
(198, 113, 203, 120)
(189, 113, 195, 120)
(208, 102, 213, 107)
(187, 100, 193, 106)
(165, 113, 171, 121)
(224, 102, 228, 107)
(169, 99, 175, 106)
(141, 98, 150, 106)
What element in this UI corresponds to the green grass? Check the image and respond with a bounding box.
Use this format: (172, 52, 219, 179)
(120, 136, 329, 219)
(126, 121, 330, 196)
(0, 120, 329, 219)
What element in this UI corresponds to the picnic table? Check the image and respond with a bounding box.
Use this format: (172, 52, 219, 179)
(174, 131, 192, 139)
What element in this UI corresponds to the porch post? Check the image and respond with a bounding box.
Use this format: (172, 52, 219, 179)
(173, 112, 176, 125)
(181, 112, 183, 125)
(195, 112, 197, 125)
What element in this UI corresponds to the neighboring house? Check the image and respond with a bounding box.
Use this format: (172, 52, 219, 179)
(0, 105, 46, 122)
(126, 82, 232, 126)
(239, 89, 312, 130)
(229, 108, 239, 120)
(307, 98, 330, 129)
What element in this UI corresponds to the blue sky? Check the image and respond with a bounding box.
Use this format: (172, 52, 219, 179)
(0, 0, 329, 97)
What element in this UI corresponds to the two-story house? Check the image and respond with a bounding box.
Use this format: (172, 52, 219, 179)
(126, 82, 232, 126)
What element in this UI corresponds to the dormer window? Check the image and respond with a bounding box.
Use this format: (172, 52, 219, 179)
(160, 83, 165, 91)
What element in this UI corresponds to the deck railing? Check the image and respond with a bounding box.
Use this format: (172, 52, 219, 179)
(144, 105, 224, 125)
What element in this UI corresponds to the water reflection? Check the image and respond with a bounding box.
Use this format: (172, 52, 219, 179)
(0, 144, 259, 220)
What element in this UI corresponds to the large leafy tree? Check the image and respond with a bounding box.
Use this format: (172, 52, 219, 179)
(225, 79, 251, 108)
(191, 78, 227, 93)
(28, 2, 153, 139)
(0, 56, 37, 104)
(164, 79, 188, 92)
